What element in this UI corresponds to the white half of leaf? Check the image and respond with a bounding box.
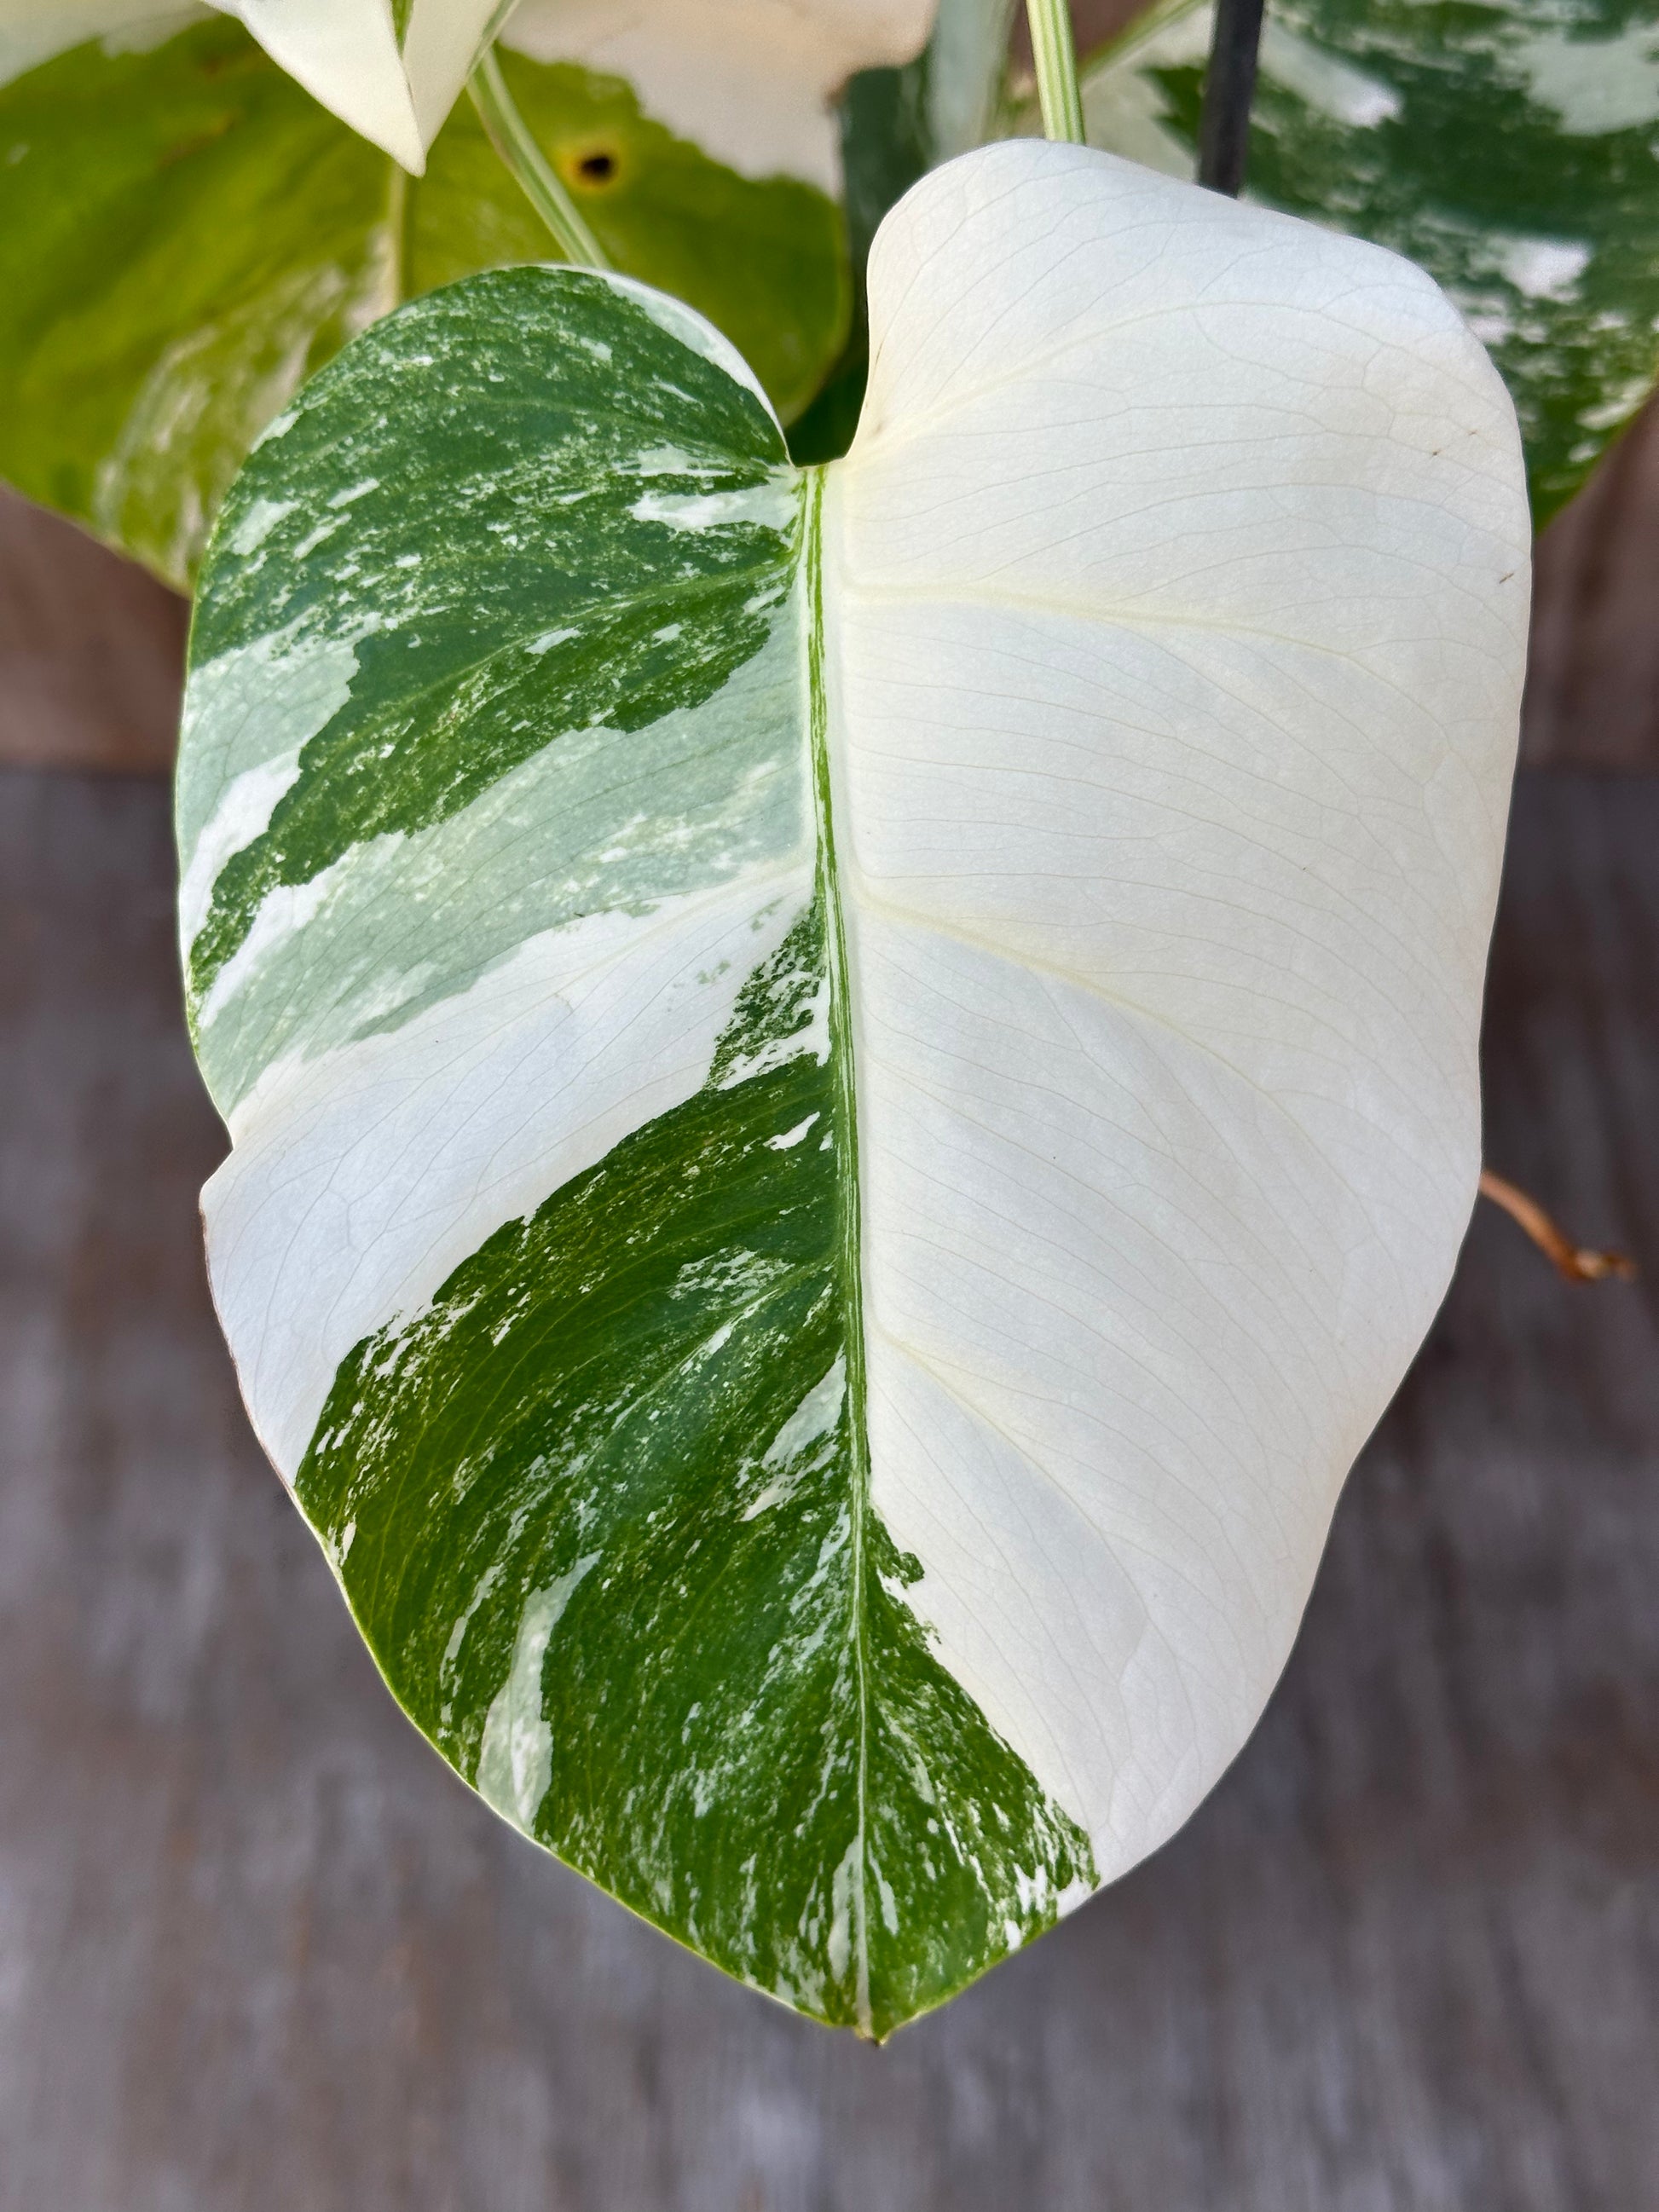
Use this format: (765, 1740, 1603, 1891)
(829, 141, 1529, 1886)
(502, 0, 936, 190)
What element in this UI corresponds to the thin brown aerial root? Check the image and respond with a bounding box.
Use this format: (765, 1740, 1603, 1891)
(1477, 1169, 1638, 1285)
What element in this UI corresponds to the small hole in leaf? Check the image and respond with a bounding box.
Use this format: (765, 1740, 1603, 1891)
(564, 143, 621, 189)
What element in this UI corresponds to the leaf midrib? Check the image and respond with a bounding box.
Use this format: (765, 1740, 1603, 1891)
(805, 463, 879, 2036)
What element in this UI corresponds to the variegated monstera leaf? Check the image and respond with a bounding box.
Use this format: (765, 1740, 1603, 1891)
(1056, 0, 1659, 523)
(0, 0, 936, 585)
(178, 141, 1530, 2035)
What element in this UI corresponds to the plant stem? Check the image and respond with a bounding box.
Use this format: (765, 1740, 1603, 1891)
(1024, 0, 1086, 144)
(385, 159, 412, 306)
(467, 46, 610, 269)
(1198, 0, 1266, 195)
(1478, 1169, 1637, 1284)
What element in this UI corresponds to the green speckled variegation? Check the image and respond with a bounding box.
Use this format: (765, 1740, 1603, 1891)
(184, 265, 1093, 2034)
(0, 16, 845, 586)
(1053, 0, 1659, 522)
(180, 145, 1533, 2032)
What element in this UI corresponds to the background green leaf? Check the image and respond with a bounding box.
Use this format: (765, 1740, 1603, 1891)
(1048, 0, 1659, 523)
(0, 17, 847, 587)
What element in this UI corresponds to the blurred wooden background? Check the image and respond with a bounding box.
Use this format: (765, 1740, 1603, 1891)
(4, 678, 1657, 2212)
(1523, 401, 1659, 770)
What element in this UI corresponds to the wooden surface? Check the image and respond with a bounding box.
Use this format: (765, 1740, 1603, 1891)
(2, 763, 1656, 2211)
(0, 492, 185, 775)
(1525, 401, 1659, 771)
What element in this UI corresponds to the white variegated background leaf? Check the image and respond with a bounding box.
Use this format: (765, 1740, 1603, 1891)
(179, 141, 1529, 2032)
(1050, 0, 1659, 520)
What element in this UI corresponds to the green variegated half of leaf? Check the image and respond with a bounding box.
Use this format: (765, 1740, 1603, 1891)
(178, 142, 1530, 2033)
(1043, 0, 1659, 523)
(0, 14, 846, 588)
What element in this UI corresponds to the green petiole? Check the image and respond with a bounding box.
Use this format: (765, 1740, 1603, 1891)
(1024, 0, 1086, 145)
(466, 45, 611, 270)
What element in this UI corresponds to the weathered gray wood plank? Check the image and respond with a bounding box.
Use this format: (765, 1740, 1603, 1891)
(0, 489, 184, 774)
(1525, 401, 1659, 771)
(1, 765, 1656, 2211)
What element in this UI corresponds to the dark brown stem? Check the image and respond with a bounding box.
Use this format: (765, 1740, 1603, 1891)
(1478, 1169, 1636, 1284)
(1198, 0, 1267, 196)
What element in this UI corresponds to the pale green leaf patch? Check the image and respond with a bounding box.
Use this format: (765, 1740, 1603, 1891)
(180, 141, 1531, 2031)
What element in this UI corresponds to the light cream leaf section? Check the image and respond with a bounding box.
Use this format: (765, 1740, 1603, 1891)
(828, 141, 1530, 1886)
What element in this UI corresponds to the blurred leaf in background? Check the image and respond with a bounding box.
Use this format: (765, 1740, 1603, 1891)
(790, 0, 1017, 460)
(1041, 0, 1659, 523)
(0, 3, 942, 586)
(9, 0, 1655, 582)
